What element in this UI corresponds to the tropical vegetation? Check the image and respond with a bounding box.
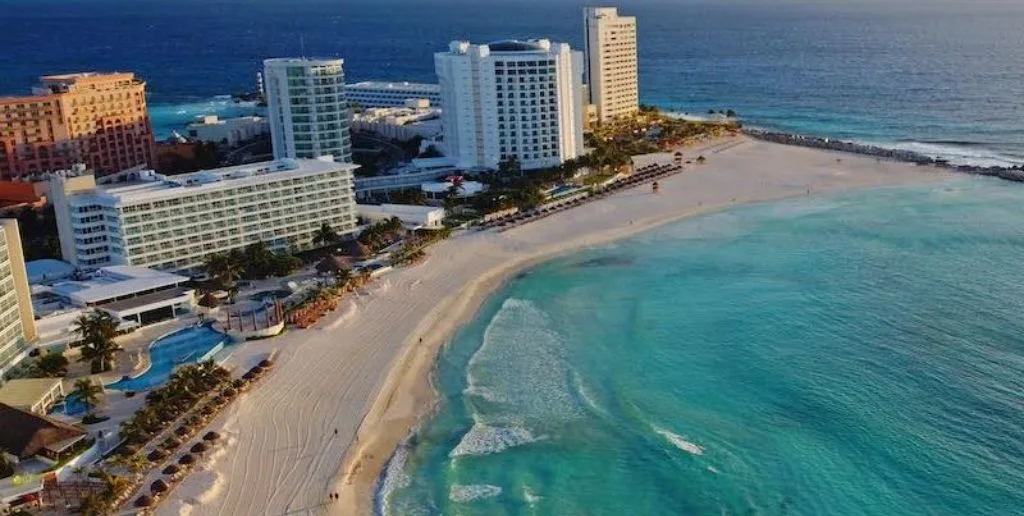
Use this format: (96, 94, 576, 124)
(357, 216, 405, 252)
(72, 378, 103, 416)
(203, 242, 302, 290)
(312, 222, 340, 247)
(0, 454, 13, 479)
(74, 311, 122, 374)
(118, 360, 231, 446)
(36, 351, 70, 377)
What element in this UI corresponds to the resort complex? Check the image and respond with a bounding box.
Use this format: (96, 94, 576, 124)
(263, 58, 353, 163)
(0, 6, 760, 515)
(49, 157, 359, 272)
(435, 39, 586, 171)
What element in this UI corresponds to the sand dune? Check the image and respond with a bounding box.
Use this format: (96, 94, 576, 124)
(167, 137, 954, 515)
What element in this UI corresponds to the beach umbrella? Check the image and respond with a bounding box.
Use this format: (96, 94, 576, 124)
(203, 431, 221, 442)
(163, 464, 180, 475)
(147, 449, 167, 462)
(198, 292, 220, 309)
(135, 495, 154, 507)
(316, 255, 350, 275)
(151, 479, 169, 494)
(191, 442, 208, 454)
(178, 454, 195, 465)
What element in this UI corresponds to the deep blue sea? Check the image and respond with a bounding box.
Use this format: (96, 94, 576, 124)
(383, 178, 1024, 515)
(3, 0, 1024, 165)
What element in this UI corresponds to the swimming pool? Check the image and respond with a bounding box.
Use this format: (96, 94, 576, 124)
(51, 392, 88, 416)
(106, 325, 231, 392)
(546, 184, 584, 199)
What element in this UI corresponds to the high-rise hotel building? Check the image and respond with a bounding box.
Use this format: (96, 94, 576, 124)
(0, 219, 37, 375)
(584, 7, 639, 122)
(50, 157, 359, 272)
(435, 39, 585, 171)
(263, 58, 352, 163)
(0, 72, 155, 180)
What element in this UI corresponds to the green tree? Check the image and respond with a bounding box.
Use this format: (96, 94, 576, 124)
(312, 222, 339, 247)
(37, 351, 70, 377)
(498, 156, 522, 177)
(269, 251, 302, 277)
(75, 311, 122, 373)
(204, 252, 244, 290)
(0, 453, 13, 479)
(72, 378, 103, 415)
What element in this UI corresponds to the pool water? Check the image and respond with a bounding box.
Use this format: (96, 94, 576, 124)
(106, 325, 230, 392)
(51, 393, 88, 416)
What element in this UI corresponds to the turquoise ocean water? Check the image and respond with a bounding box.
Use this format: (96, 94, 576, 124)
(382, 178, 1024, 515)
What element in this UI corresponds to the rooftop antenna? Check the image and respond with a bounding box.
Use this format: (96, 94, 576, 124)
(300, 34, 306, 58)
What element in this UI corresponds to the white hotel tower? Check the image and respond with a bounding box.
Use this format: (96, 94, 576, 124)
(435, 39, 585, 171)
(584, 7, 639, 122)
(263, 58, 353, 163)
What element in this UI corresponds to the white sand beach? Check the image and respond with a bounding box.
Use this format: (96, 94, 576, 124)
(162, 137, 956, 516)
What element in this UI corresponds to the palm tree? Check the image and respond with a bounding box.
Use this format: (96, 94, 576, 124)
(76, 311, 122, 373)
(204, 252, 243, 291)
(72, 378, 103, 415)
(312, 222, 339, 247)
(71, 313, 95, 347)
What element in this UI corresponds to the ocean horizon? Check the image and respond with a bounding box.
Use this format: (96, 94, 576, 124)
(3, 0, 1024, 166)
(382, 177, 1024, 515)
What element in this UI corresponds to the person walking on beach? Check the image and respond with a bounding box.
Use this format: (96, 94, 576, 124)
(334, 428, 338, 436)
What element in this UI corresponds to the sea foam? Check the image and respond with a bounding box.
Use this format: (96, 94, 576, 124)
(653, 425, 705, 456)
(450, 421, 542, 457)
(449, 484, 502, 503)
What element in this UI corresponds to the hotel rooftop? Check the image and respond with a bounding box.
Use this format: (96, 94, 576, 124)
(47, 265, 189, 306)
(77, 156, 354, 205)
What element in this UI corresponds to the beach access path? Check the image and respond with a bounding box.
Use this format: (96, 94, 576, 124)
(158, 136, 955, 516)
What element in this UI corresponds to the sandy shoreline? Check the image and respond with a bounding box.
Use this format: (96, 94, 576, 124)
(170, 136, 956, 516)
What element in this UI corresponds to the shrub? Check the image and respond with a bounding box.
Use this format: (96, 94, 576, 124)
(124, 391, 136, 398)
(174, 426, 189, 436)
(258, 359, 273, 368)
(232, 379, 245, 389)
(222, 387, 236, 397)
(82, 414, 109, 425)
(242, 372, 255, 381)
(250, 366, 264, 375)
(0, 454, 13, 479)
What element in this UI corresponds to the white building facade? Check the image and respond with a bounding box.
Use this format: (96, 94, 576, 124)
(435, 39, 585, 171)
(0, 220, 36, 375)
(346, 81, 442, 109)
(263, 58, 353, 162)
(187, 115, 269, 146)
(584, 7, 639, 122)
(50, 157, 359, 273)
